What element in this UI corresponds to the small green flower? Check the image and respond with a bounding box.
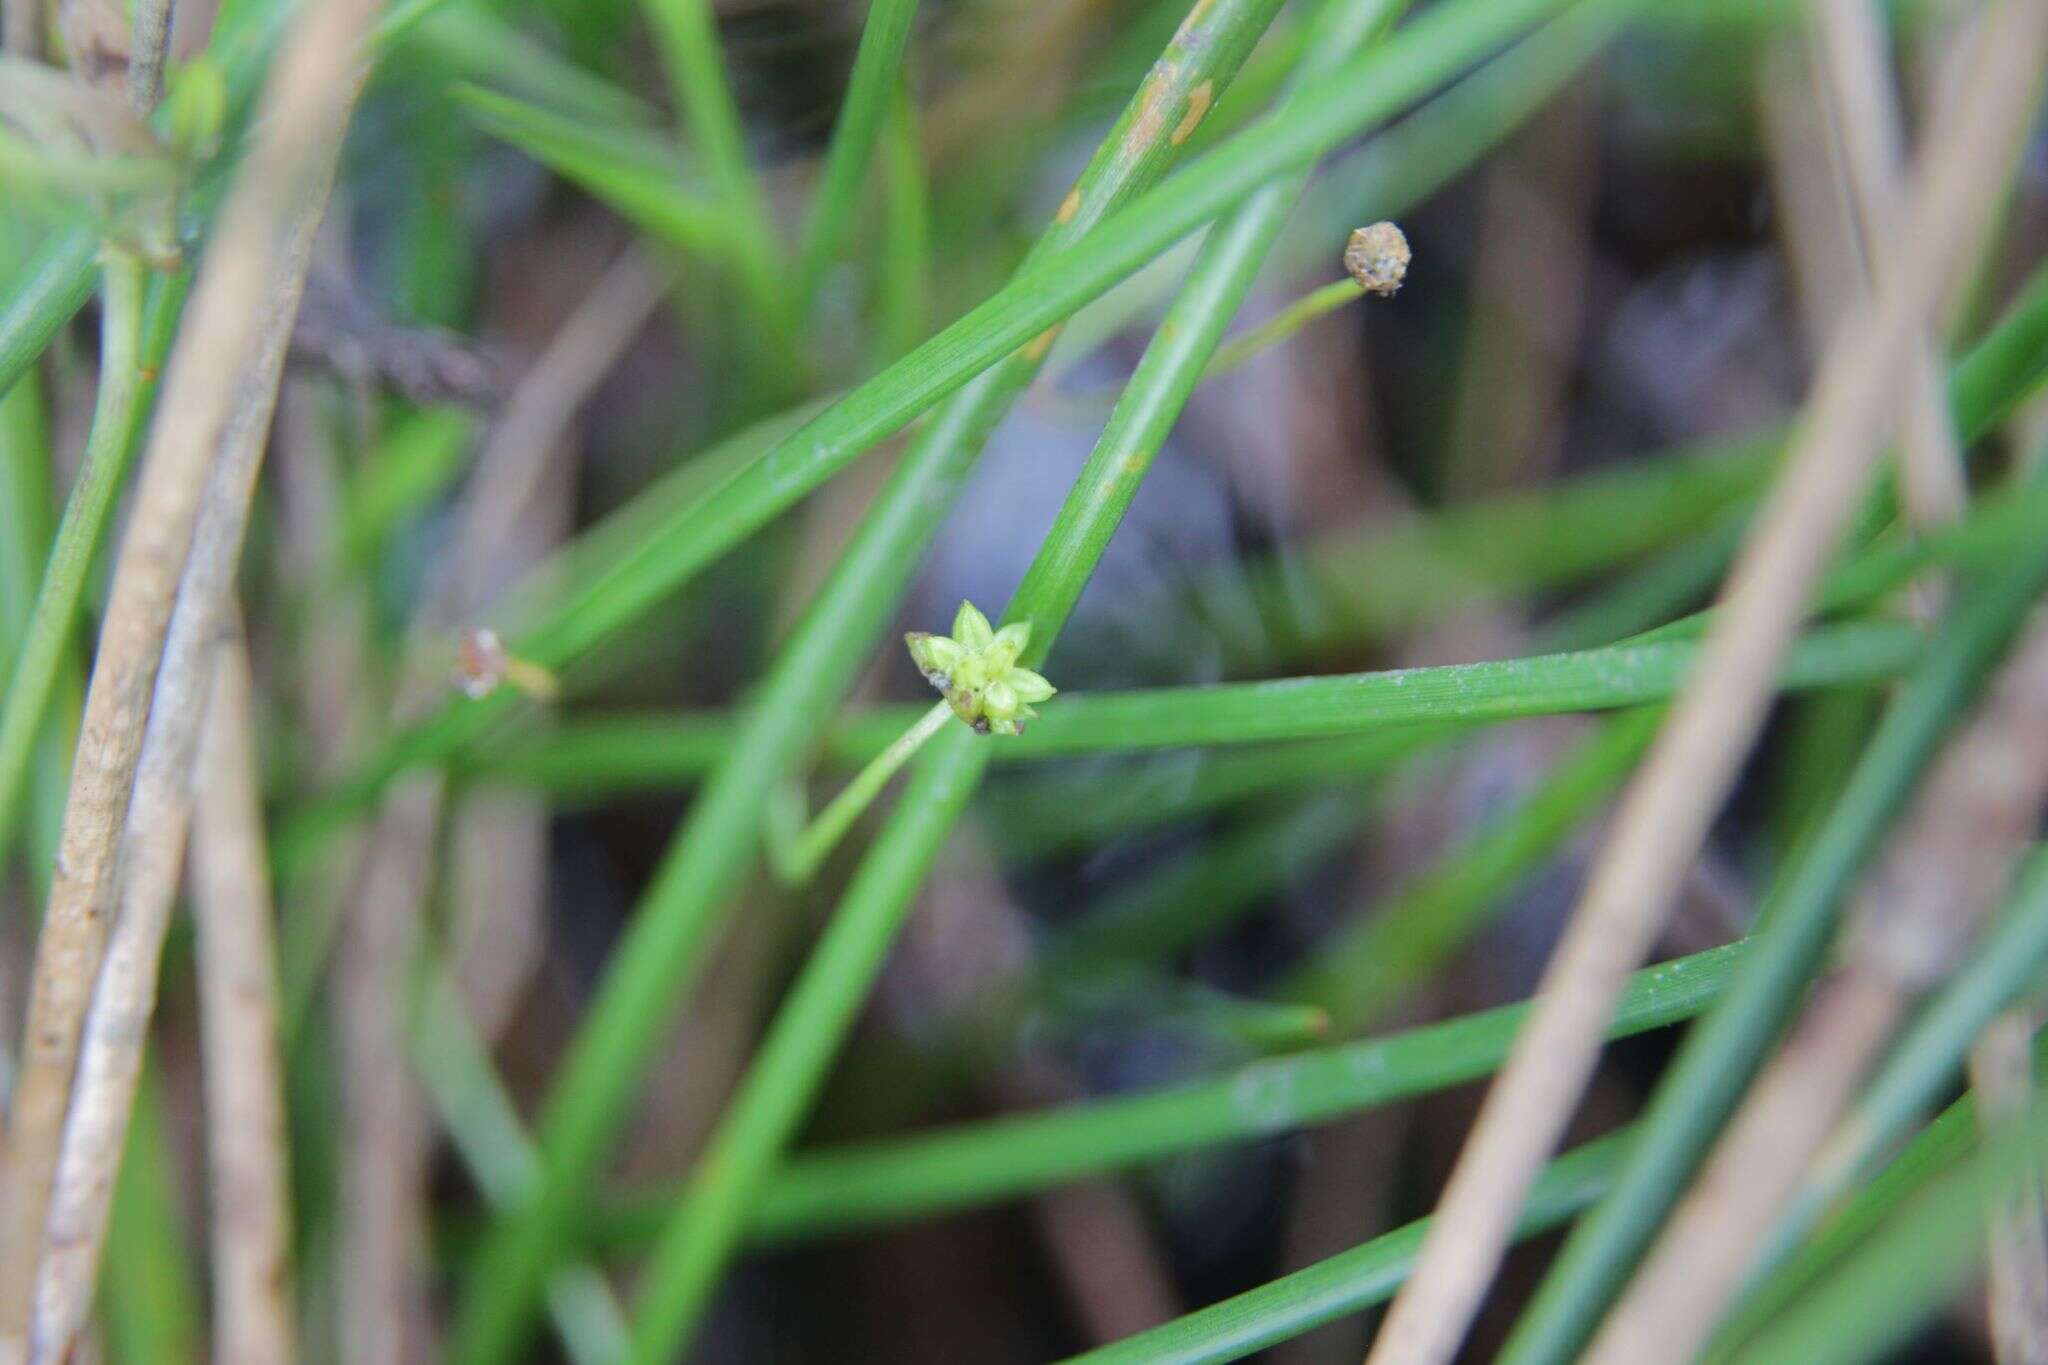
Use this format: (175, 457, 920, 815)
(905, 600, 1057, 736)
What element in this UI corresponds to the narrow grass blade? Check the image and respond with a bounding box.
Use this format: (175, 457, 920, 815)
(0, 254, 150, 874)
(637, 0, 795, 344)
(455, 85, 732, 260)
(1284, 708, 1659, 1033)
(1063, 1129, 1634, 1365)
(795, 0, 924, 311)
(587, 941, 1747, 1246)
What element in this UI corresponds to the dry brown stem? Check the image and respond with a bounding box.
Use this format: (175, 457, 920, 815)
(34, 132, 337, 1354)
(0, 0, 382, 1350)
(1809, 0, 1969, 529)
(190, 638, 295, 1365)
(1969, 1008, 2048, 1365)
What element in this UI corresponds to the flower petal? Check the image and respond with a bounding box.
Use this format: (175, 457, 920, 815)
(952, 600, 993, 649)
(1006, 668, 1055, 703)
(992, 621, 1031, 659)
(905, 632, 963, 686)
(983, 678, 1018, 719)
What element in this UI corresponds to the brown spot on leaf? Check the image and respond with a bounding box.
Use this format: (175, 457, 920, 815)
(1056, 186, 1082, 225)
(1127, 62, 1178, 154)
(1172, 80, 1213, 146)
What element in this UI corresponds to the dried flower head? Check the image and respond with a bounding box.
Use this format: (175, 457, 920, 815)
(454, 627, 560, 701)
(1344, 221, 1411, 296)
(905, 601, 1056, 736)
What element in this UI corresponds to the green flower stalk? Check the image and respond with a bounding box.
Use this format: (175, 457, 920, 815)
(768, 602, 1055, 885)
(905, 599, 1055, 736)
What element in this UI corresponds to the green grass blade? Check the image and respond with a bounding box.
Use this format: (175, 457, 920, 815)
(1045, 788, 1370, 972)
(402, 2, 658, 125)
(590, 941, 1746, 1247)
(99, 1065, 202, 1365)
(795, 0, 924, 311)
(1498, 468, 2048, 1365)
(0, 254, 150, 869)
(455, 85, 732, 259)
(997, 619, 1916, 754)
(0, 361, 74, 878)
(451, 618, 1919, 793)
(872, 83, 930, 361)
(0, 231, 96, 407)
(1283, 708, 1660, 1033)
(1063, 1129, 1634, 1365)
(637, 0, 795, 342)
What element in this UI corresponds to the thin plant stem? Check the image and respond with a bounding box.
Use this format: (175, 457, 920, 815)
(0, 250, 144, 880)
(0, 345, 73, 881)
(1809, 0, 1969, 530)
(873, 81, 929, 362)
(768, 699, 950, 886)
(190, 640, 296, 1365)
(0, 0, 385, 1347)
(794, 0, 923, 313)
(1966, 1008, 2048, 1364)
(31, 58, 366, 1359)
(124, 0, 176, 113)
(637, 0, 795, 347)
(592, 941, 1748, 1248)
(1365, 8, 2048, 1357)
(1201, 277, 1363, 381)
(410, 964, 631, 1365)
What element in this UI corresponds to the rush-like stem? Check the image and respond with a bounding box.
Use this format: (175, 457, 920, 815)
(769, 699, 952, 886)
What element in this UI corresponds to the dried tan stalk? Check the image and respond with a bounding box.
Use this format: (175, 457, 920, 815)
(121, 0, 173, 114)
(33, 141, 336, 1355)
(1585, 611, 2048, 1362)
(1969, 1009, 2048, 1365)
(190, 638, 295, 1365)
(446, 250, 658, 1034)
(1809, 0, 1969, 529)
(1362, 6, 2048, 1359)
(3, 0, 38, 57)
(0, 0, 382, 1349)
(331, 242, 657, 1364)
(1758, 40, 1865, 354)
(334, 776, 442, 1365)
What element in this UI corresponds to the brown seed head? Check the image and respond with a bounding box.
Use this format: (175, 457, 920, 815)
(1344, 221, 1411, 296)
